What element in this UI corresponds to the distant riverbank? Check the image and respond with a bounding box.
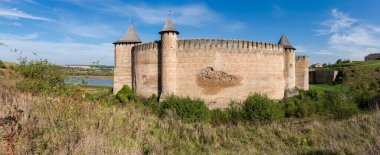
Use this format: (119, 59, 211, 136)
(67, 76, 113, 79)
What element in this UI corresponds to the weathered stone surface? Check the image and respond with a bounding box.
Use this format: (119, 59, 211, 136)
(200, 67, 237, 83)
(113, 36, 309, 108)
(197, 67, 240, 95)
(309, 70, 338, 84)
(295, 56, 309, 90)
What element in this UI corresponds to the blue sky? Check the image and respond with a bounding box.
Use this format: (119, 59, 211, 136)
(1, 0, 380, 65)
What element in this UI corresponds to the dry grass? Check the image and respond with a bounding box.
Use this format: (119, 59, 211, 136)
(1, 72, 380, 154)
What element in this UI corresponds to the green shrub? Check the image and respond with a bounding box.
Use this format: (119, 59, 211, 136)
(284, 101, 298, 117)
(210, 109, 230, 125)
(16, 59, 66, 94)
(283, 95, 321, 118)
(144, 94, 161, 114)
(306, 89, 322, 101)
(227, 101, 242, 125)
(241, 93, 284, 123)
(144, 94, 159, 105)
(0, 60, 6, 68)
(324, 91, 359, 119)
(115, 85, 138, 103)
(159, 95, 210, 123)
(86, 88, 120, 105)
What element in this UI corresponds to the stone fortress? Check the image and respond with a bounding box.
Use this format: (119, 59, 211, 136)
(113, 15, 309, 108)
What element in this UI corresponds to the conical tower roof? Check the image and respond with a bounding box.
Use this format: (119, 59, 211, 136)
(278, 34, 295, 50)
(114, 24, 141, 44)
(159, 15, 179, 34)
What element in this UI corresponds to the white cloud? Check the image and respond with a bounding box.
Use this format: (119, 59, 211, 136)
(0, 33, 113, 65)
(0, 7, 51, 21)
(314, 9, 380, 62)
(105, 3, 219, 27)
(223, 22, 245, 32)
(0, 33, 40, 40)
(59, 21, 118, 38)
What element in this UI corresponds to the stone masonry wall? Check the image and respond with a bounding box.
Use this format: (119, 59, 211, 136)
(132, 42, 159, 97)
(284, 49, 296, 90)
(309, 70, 338, 84)
(295, 56, 309, 90)
(132, 39, 290, 109)
(113, 43, 134, 94)
(161, 32, 177, 97)
(175, 39, 286, 109)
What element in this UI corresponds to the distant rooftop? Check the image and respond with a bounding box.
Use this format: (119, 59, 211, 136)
(366, 53, 380, 57)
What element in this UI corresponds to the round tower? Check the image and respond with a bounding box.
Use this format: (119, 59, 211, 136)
(113, 24, 141, 94)
(278, 34, 296, 94)
(159, 15, 179, 97)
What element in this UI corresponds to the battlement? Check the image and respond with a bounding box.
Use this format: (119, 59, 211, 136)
(132, 41, 159, 52)
(114, 17, 308, 104)
(177, 38, 284, 51)
(296, 55, 308, 60)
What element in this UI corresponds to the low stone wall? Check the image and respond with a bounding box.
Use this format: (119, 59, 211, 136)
(309, 70, 338, 84)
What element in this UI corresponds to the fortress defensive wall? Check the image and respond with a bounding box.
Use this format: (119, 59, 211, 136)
(113, 15, 309, 108)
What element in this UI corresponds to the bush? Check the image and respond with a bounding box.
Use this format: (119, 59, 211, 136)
(227, 101, 242, 125)
(324, 91, 359, 119)
(0, 60, 6, 69)
(241, 93, 284, 123)
(210, 109, 230, 125)
(115, 85, 138, 103)
(16, 59, 66, 94)
(159, 95, 210, 123)
(284, 100, 298, 117)
(283, 94, 322, 118)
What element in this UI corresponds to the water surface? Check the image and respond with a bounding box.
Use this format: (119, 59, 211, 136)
(65, 77, 113, 87)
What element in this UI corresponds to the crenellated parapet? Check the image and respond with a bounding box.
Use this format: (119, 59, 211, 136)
(130, 39, 286, 54)
(296, 55, 307, 60)
(176, 39, 283, 51)
(132, 41, 159, 52)
(114, 16, 307, 107)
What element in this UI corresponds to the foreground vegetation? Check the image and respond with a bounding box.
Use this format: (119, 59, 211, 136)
(1, 59, 380, 154)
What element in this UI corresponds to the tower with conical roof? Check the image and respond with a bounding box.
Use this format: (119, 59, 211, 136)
(160, 14, 179, 97)
(113, 24, 142, 94)
(278, 34, 296, 94)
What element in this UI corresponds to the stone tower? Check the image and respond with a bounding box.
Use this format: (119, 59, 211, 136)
(113, 24, 141, 94)
(159, 15, 179, 97)
(278, 34, 296, 94)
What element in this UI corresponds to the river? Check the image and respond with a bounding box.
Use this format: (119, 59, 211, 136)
(65, 77, 113, 87)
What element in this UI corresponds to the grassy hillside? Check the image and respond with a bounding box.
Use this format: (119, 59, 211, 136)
(315, 60, 380, 71)
(1, 73, 380, 154)
(1, 59, 380, 154)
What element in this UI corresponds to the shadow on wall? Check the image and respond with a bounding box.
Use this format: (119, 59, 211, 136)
(157, 41, 162, 99)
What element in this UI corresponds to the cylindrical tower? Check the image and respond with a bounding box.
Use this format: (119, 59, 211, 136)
(113, 24, 141, 94)
(159, 15, 179, 97)
(278, 34, 296, 91)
